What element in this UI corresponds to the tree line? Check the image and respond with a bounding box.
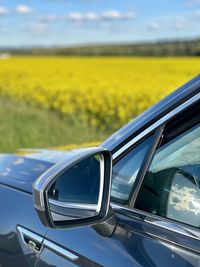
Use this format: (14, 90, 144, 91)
(2, 38, 200, 56)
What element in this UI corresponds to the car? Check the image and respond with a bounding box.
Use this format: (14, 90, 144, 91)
(0, 75, 200, 267)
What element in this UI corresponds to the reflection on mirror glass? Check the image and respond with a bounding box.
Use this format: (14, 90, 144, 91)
(48, 154, 102, 222)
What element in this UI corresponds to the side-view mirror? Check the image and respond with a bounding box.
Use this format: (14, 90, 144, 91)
(33, 148, 112, 228)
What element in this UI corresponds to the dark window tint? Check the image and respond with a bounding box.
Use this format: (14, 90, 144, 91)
(135, 124, 200, 228)
(0, 155, 53, 181)
(49, 156, 100, 204)
(111, 136, 153, 204)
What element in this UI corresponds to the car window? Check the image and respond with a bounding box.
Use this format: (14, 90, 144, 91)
(111, 136, 153, 204)
(135, 123, 200, 228)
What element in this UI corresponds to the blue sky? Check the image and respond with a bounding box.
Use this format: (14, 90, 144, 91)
(0, 0, 200, 47)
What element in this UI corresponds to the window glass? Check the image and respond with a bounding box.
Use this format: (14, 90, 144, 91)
(111, 136, 153, 204)
(135, 123, 200, 228)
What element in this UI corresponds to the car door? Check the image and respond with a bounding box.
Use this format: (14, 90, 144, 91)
(110, 99, 200, 267)
(35, 133, 157, 267)
(35, 97, 200, 267)
(0, 156, 53, 267)
(0, 185, 48, 267)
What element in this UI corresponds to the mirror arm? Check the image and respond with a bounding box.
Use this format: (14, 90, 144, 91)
(93, 206, 116, 237)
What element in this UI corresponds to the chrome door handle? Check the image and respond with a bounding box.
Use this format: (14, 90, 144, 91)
(17, 226, 43, 252)
(27, 240, 41, 252)
(17, 226, 79, 261)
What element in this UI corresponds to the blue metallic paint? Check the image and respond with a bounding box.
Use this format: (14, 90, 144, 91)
(0, 76, 200, 266)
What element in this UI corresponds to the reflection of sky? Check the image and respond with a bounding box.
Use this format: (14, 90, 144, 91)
(147, 124, 200, 228)
(1, 0, 200, 47)
(0, 148, 95, 181)
(20, 148, 89, 163)
(150, 125, 200, 172)
(111, 137, 151, 200)
(168, 173, 200, 227)
(23, 149, 73, 163)
(0, 154, 53, 181)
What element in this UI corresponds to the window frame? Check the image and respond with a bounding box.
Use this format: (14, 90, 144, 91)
(111, 92, 200, 239)
(134, 123, 200, 228)
(133, 102, 200, 208)
(111, 131, 160, 205)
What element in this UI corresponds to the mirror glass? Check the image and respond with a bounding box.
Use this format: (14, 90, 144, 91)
(47, 154, 103, 222)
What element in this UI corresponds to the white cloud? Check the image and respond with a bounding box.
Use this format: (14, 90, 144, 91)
(16, 5, 32, 14)
(148, 12, 200, 35)
(148, 22, 160, 31)
(37, 10, 136, 25)
(68, 12, 84, 21)
(0, 6, 9, 16)
(101, 10, 135, 20)
(84, 12, 99, 20)
(68, 12, 99, 21)
(148, 15, 187, 32)
(67, 10, 135, 22)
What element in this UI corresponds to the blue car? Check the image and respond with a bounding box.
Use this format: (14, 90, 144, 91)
(0, 75, 200, 267)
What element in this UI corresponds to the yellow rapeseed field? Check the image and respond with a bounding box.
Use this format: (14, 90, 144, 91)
(0, 57, 199, 130)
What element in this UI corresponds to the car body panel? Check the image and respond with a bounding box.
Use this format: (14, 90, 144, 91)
(0, 149, 91, 194)
(0, 185, 47, 267)
(36, 207, 200, 267)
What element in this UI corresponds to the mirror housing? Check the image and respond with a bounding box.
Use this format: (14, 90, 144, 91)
(33, 147, 112, 228)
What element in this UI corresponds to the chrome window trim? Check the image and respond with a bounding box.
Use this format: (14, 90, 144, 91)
(111, 203, 200, 241)
(43, 239, 79, 261)
(113, 92, 200, 160)
(144, 217, 200, 240)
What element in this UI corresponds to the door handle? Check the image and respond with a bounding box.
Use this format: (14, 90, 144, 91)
(17, 226, 79, 261)
(17, 226, 43, 252)
(27, 240, 41, 252)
